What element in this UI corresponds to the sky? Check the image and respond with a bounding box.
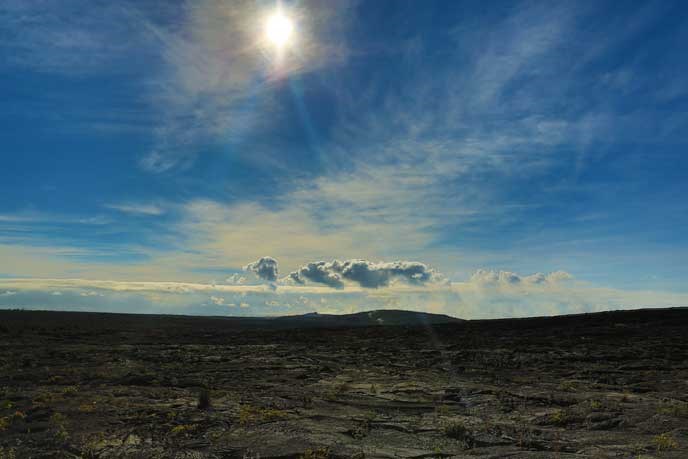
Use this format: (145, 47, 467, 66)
(1, 0, 687, 318)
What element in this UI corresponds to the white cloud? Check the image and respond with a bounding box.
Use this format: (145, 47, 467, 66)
(469, 269, 573, 286)
(105, 203, 166, 216)
(209, 295, 226, 306)
(0, 1, 151, 74)
(225, 274, 247, 285)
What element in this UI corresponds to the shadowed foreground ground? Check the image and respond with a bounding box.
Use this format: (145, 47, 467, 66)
(1, 308, 687, 458)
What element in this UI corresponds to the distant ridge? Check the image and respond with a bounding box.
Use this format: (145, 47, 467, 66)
(0, 308, 463, 332)
(271, 309, 464, 327)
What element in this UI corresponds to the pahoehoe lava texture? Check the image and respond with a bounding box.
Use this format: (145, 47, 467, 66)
(0, 308, 687, 458)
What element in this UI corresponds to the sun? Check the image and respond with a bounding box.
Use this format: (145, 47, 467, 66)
(265, 11, 294, 48)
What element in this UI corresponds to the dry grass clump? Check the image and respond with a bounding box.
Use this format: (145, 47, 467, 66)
(238, 405, 287, 426)
(653, 432, 678, 451)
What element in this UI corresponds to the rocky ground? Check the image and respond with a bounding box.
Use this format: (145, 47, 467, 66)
(1, 308, 687, 458)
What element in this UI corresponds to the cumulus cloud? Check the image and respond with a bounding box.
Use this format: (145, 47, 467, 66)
(225, 273, 247, 285)
(288, 261, 344, 288)
(546, 271, 574, 282)
(244, 256, 279, 283)
(209, 296, 227, 306)
(469, 269, 573, 286)
(288, 259, 446, 289)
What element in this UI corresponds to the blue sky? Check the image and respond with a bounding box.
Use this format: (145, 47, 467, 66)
(1, 0, 687, 317)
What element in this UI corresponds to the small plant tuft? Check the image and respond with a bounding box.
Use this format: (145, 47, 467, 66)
(589, 400, 602, 410)
(171, 424, 197, 436)
(238, 405, 287, 426)
(658, 401, 688, 418)
(299, 447, 330, 459)
(50, 412, 69, 443)
(653, 432, 678, 451)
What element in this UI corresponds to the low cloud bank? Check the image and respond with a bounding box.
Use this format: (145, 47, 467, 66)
(0, 268, 686, 319)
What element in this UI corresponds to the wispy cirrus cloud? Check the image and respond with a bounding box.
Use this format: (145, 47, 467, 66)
(105, 203, 166, 216)
(0, 1, 153, 74)
(135, 0, 356, 172)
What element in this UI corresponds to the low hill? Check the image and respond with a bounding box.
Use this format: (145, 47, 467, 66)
(271, 309, 464, 327)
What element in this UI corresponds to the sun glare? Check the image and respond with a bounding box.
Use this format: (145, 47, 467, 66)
(265, 11, 294, 48)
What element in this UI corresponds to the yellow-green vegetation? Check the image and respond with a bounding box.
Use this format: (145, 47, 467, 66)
(351, 415, 373, 440)
(61, 385, 79, 396)
(81, 432, 106, 455)
(653, 432, 679, 451)
(207, 429, 226, 443)
(50, 412, 69, 442)
(658, 401, 688, 418)
(0, 411, 25, 432)
(550, 409, 566, 424)
(79, 402, 97, 413)
(0, 400, 13, 410)
(514, 425, 536, 448)
(589, 400, 602, 410)
(435, 404, 451, 417)
(298, 447, 330, 459)
(0, 447, 16, 459)
(238, 405, 288, 426)
(325, 381, 350, 400)
(558, 380, 576, 392)
(33, 390, 59, 406)
(170, 424, 197, 436)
